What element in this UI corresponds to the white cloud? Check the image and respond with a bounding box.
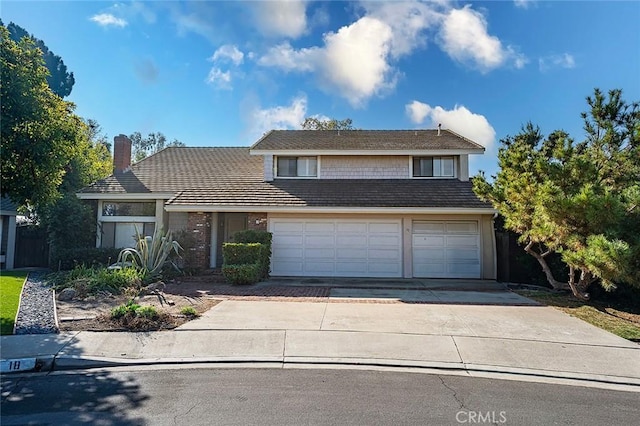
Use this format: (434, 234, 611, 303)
(90, 13, 128, 28)
(251, 95, 308, 136)
(539, 53, 576, 72)
(514, 0, 536, 9)
(211, 45, 244, 66)
(258, 42, 317, 72)
(406, 100, 431, 124)
(205, 68, 232, 90)
(253, 0, 308, 39)
(438, 5, 525, 72)
(259, 17, 397, 107)
(404, 101, 496, 149)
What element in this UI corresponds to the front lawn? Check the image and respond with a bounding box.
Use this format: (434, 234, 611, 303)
(0, 271, 27, 335)
(516, 290, 640, 342)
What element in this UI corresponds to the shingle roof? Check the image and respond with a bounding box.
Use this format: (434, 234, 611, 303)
(166, 179, 491, 209)
(251, 129, 485, 151)
(79, 144, 491, 210)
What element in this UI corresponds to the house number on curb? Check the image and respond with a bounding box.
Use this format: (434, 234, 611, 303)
(1, 358, 37, 373)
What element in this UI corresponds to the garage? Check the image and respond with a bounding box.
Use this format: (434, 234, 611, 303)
(270, 218, 402, 277)
(412, 220, 481, 278)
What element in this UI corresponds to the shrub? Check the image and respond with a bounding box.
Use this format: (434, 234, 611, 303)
(135, 306, 158, 319)
(231, 230, 272, 278)
(180, 306, 198, 317)
(111, 301, 141, 319)
(51, 247, 122, 271)
(47, 265, 144, 295)
(222, 263, 261, 285)
(223, 243, 264, 265)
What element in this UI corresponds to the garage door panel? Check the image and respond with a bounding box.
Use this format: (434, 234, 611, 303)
(271, 218, 402, 277)
(446, 248, 480, 261)
(305, 248, 335, 259)
(273, 222, 303, 232)
(336, 248, 367, 259)
(413, 235, 446, 247)
(413, 248, 445, 260)
(447, 235, 478, 246)
(305, 222, 335, 233)
(304, 235, 335, 246)
(273, 235, 303, 246)
(336, 235, 367, 247)
(413, 221, 445, 234)
(272, 248, 303, 259)
(369, 248, 401, 260)
(446, 222, 478, 233)
(414, 263, 446, 275)
(337, 222, 367, 233)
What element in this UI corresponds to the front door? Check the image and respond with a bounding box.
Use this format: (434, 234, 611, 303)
(216, 213, 248, 266)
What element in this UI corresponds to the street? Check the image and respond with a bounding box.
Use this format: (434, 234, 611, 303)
(2, 367, 638, 425)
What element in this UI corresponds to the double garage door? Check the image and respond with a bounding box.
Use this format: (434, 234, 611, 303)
(270, 218, 481, 279)
(270, 219, 402, 277)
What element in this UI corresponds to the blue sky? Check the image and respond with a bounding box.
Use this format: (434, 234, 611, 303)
(3, 1, 639, 177)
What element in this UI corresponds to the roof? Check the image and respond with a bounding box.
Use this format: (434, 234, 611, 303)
(0, 196, 18, 215)
(250, 129, 485, 152)
(166, 179, 491, 209)
(79, 144, 491, 211)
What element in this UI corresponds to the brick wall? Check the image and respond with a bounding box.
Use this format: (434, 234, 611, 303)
(321, 156, 409, 179)
(113, 134, 132, 173)
(187, 212, 211, 269)
(248, 213, 268, 231)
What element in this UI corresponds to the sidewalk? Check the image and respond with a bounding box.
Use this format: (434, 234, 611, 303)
(2, 292, 639, 392)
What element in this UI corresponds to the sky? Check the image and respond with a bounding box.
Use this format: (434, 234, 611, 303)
(2, 0, 639, 177)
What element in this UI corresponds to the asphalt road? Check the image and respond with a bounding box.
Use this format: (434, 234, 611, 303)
(1, 367, 638, 425)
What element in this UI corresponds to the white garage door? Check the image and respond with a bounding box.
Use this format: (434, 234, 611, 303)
(270, 219, 402, 277)
(412, 221, 481, 278)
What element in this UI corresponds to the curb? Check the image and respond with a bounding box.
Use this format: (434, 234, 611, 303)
(39, 355, 640, 391)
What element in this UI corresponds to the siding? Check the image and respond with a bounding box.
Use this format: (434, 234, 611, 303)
(321, 156, 409, 179)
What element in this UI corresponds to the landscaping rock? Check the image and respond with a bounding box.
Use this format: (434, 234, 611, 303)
(57, 288, 76, 301)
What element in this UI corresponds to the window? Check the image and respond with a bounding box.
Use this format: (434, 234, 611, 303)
(277, 156, 317, 177)
(413, 157, 455, 177)
(101, 222, 155, 248)
(102, 202, 155, 216)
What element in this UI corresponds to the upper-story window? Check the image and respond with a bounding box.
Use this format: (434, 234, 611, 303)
(277, 156, 317, 177)
(413, 156, 455, 178)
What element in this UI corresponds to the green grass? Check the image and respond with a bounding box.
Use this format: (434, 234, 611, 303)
(517, 290, 640, 341)
(0, 271, 28, 335)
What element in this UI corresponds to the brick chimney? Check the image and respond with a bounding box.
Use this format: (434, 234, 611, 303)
(113, 134, 132, 173)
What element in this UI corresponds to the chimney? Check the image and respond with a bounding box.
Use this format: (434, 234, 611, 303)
(437, 123, 441, 136)
(113, 134, 132, 173)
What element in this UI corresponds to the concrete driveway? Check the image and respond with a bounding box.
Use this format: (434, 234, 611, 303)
(179, 288, 632, 347)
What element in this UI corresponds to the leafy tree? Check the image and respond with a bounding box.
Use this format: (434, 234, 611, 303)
(301, 117, 356, 130)
(3, 20, 75, 98)
(473, 89, 639, 300)
(1, 25, 84, 209)
(129, 132, 185, 162)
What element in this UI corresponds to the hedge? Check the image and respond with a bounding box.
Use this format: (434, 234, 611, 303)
(232, 230, 272, 279)
(223, 243, 265, 265)
(222, 263, 261, 285)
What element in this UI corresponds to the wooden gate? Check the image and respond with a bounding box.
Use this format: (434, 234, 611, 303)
(14, 226, 49, 268)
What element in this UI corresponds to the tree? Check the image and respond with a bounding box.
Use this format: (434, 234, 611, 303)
(1, 25, 85, 210)
(3, 20, 75, 98)
(301, 117, 356, 130)
(473, 89, 639, 300)
(129, 132, 185, 162)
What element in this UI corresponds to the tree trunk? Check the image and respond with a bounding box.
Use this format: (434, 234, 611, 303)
(523, 241, 569, 290)
(567, 266, 591, 300)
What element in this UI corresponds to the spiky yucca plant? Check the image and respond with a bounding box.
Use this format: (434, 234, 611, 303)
(116, 226, 183, 280)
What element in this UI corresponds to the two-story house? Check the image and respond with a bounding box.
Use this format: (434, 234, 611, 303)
(78, 129, 497, 280)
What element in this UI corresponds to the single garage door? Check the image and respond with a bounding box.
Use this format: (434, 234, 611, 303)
(412, 221, 481, 278)
(270, 219, 402, 277)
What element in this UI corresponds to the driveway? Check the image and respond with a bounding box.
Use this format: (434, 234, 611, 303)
(179, 287, 633, 348)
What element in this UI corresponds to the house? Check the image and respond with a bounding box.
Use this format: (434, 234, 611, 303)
(77, 130, 497, 279)
(0, 196, 18, 270)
